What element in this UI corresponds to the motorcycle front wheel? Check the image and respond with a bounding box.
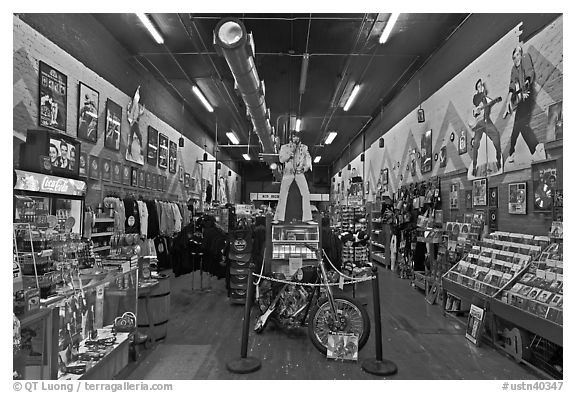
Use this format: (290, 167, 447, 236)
(307, 295, 370, 355)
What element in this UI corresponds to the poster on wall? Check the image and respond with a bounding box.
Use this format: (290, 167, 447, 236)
(88, 155, 100, 180)
(439, 145, 447, 168)
(488, 187, 499, 207)
(145, 172, 152, 189)
(508, 182, 527, 215)
(138, 170, 145, 188)
(104, 99, 122, 151)
(191, 177, 197, 192)
(150, 174, 157, 191)
(122, 165, 131, 186)
(450, 183, 459, 210)
(78, 152, 87, 177)
(489, 208, 498, 231)
(48, 137, 78, 173)
(125, 123, 145, 166)
(77, 82, 99, 143)
(547, 101, 563, 141)
(184, 173, 190, 188)
(112, 161, 121, 183)
(39, 61, 67, 133)
(410, 159, 416, 177)
(421, 129, 432, 173)
(101, 158, 111, 181)
(169, 141, 177, 174)
(158, 133, 168, 169)
(532, 160, 557, 212)
(131, 168, 138, 188)
(179, 166, 184, 182)
(147, 126, 159, 166)
(458, 130, 468, 155)
(472, 178, 487, 206)
(465, 190, 473, 209)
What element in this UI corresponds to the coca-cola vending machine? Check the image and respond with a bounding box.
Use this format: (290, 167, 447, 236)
(13, 169, 86, 234)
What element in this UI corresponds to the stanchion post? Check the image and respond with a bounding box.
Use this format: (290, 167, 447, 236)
(361, 265, 398, 376)
(226, 262, 261, 373)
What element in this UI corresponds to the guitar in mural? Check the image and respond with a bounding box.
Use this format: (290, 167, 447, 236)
(469, 96, 502, 129)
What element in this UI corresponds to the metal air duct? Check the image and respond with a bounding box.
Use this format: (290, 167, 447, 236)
(214, 18, 276, 161)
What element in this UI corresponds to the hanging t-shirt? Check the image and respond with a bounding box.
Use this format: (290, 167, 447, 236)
(137, 201, 149, 238)
(172, 202, 182, 233)
(123, 198, 140, 234)
(145, 200, 160, 239)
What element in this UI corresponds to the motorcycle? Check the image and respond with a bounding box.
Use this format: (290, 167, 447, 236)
(254, 245, 370, 355)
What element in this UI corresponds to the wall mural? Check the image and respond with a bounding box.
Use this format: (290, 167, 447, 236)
(334, 17, 562, 198)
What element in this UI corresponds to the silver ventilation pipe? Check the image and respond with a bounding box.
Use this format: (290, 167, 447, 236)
(214, 18, 276, 162)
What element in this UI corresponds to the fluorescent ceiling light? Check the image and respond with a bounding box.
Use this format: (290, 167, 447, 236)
(136, 13, 164, 44)
(192, 85, 214, 112)
(379, 13, 400, 44)
(324, 132, 337, 145)
(343, 85, 360, 112)
(242, 154, 251, 161)
(226, 132, 240, 145)
(314, 156, 321, 163)
(295, 118, 301, 132)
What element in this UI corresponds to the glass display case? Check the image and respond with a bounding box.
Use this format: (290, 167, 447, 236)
(268, 224, 320, 276)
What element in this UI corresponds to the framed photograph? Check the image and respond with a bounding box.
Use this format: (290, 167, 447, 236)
(489, 208, 498, 231)
(125, 122, 145, 166)
(104, 99, 122, 151)
(439, 145, 447, 168)
(458, 129, 468, 155)
(382, 168, 389, 185)
(131, 167, 138, 187)
(39, 61, 67, 133)
(147, 126, 159, 166)
(547, 101, 562, 141)
(78, 152, 88, 177)
(465, 190, 473, 209)
(179, 166, 184, 182)
(421, 129, 432, 173)
(169, 140, 177, 174)
(472, 178, 487, 206)
(450, 183, 459, 210)
(122, 165, 131, 185)
(488, 187, 499, 208)
(77, 82, 99, 143)
(184, 173, 190, 188)
(158, 133, 168, 169)
(146, 172, 152, 189)
(508, 182, 527, 215)
(101, 158, 111, 181)
(532, 160, 557, 212)
(88, 155, 100, 180)
(410, 159, 416, 177)
(138, 169, 145, 188)
(112, 161, 122, 183)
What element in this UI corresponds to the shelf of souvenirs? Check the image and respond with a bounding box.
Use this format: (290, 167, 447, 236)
(370, 240, 386, 249)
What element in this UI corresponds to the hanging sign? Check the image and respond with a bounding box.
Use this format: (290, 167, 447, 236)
(14, 169, 87, 196)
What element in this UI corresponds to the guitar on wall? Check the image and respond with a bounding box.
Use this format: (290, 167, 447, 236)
(469, 96, 502, 129)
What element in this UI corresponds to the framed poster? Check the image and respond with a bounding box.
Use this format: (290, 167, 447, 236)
(421, 129, 432, 173)
(184, 173, 190, 188)
(147, 126, 159, 166)
(439, 145, 447, 168)
(489, 208, 498, 231)
(472, 178, 487, 206)
(88, 155, 100, 180)
(146, 172, 152, 189)
(532, 160, 557, 212)
(488, 187, 499, 208)
(156, 174, 162, 191)
(382, 168, 389, 185)
(122, 165, 131, 186)
(410, 159, 416, 177)
(150, 174, 157, 191)
(508, 182, 527, 215)
(131, 167, 138, 188)
(160, 176, 166, 192)
(450, 183, 459, 210)
(158, 133, 168, 169)
(169, 140, 177, 174)
(191, 177, 197, 192)
(39, 61, 67, 132)
(125, 122, 145, 166)
(138, 169, 145, 188)
(458, 129, 468, 155)
(112, 161, 122, 183)
(77, 82, 99, 143)
(465, 190, 473, 209)
(101, 158, 111, 181)
(104, 99, 122, 151)
(547, 101, 563, 141)
(179, 166, 184, 182)
(78, 152, 88, 177)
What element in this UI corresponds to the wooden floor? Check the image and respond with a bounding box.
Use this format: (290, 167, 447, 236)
(125, 266, 537, 380)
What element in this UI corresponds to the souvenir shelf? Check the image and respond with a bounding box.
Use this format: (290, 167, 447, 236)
(368, 202, 387, 267)
(267, 223, 321, 277)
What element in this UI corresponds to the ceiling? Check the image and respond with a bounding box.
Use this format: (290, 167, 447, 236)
(93, 13, 469, 168)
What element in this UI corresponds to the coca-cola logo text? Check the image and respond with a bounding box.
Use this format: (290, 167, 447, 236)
(41, 177, 69, 193)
